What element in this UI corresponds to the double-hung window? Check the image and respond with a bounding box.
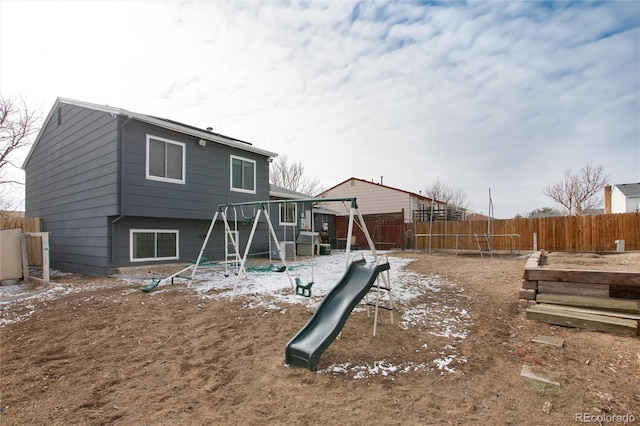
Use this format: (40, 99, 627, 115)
(146, 135, 186, 184)
(279, 202, 297, 226)
(130, 229, 179, 262)
(230, 155, 255, 193)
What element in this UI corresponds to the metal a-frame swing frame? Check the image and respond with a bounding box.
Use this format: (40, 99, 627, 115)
(187, 201, 295, 300)
(190, 198, 393, 323)
(228, 202, 296, 300)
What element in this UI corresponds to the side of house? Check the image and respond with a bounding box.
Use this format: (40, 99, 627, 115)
(317, 177, 440, 223)
(24, 101, 120, 275)
(24, 98, 277, 275)
(611, 183, 640, 213)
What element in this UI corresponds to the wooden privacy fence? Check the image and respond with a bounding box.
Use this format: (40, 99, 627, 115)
(336, 212, 405, 250)
(0, 217, 42, 265)
(409, 212, 640, 252)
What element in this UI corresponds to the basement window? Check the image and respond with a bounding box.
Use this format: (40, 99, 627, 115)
(130, 229, 179, 262)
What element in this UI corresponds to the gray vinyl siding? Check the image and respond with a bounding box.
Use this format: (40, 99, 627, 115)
(24, 104, 119, 275)
(42, 217, 113, 276)
(110, 216, 272, 269)
(25, 101, 275, 275)
(121, 121, 271, 220)
(110, 121, 273, 269)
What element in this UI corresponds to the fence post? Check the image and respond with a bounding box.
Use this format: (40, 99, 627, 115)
(533, 233, 537, 252)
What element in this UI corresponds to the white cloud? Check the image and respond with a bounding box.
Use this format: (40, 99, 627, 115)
(1, 0, 638, 217)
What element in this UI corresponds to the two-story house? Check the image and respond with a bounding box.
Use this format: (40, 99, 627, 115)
(317, 177, 446, 223)
(23, 98, 280, 276)
(316, 177, 449, 250)
(604, 184, 640, 213)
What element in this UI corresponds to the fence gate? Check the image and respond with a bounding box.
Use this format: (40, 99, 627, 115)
(335, 212, 405, 250)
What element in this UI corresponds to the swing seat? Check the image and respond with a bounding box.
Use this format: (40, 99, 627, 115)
(269, 264, 286, 273)
(295, 277, 313, 297)
(140, 278, 161, 293)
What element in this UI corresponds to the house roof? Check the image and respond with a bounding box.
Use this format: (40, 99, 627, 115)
(614, 183, 640, 198)
(268, 184, 338, 215)
(466, 213, 492, 221)
(23, 97, 278, 168)
(269, 184, 313, 200)
(319, 177, 444, 204)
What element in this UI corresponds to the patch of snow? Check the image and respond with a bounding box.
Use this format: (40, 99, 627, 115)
(327, 359, 431, 379)
(433, 355, 457, 373)
(0, 280, 134, 326)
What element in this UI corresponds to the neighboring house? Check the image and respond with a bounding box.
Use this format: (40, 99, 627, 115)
(23, 98, 280, 276)
(604, 184, 640, 213)
(317, 177, 446, 223)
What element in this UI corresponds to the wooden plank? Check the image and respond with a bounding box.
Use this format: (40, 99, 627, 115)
(524, 268, 640, 287)
(534, 303, 640, 320)
(526, 304, 638, 336)
(519, 289, 536, 300)
(610, 285, 640, 299)
(531, 335, 564, 347)
(521, 364, 561, 386)
(537, 281, 610, 298)
(536, 293, 640, 313)
(524, 251, 542, 270)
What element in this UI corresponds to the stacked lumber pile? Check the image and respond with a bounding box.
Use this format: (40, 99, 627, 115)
(519, 251, 640, 336)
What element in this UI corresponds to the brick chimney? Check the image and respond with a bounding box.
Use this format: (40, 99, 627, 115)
(603, 185, 612, 214)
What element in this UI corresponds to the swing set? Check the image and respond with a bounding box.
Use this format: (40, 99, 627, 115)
(141, 197, 385, 302)
(186, 198, 380, 299)
(139, 197, 395, 343)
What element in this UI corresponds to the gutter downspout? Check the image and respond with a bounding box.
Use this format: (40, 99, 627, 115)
(111, 115, 132, 264)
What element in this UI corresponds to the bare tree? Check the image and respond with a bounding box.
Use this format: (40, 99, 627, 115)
(543, 162, 609, 215)
(269, 155, 323, 196)
(425, 178, 470, 210)
(0, 186, 21, 216)
(0, 96, 39, 215)
(1, 96, 38, 183)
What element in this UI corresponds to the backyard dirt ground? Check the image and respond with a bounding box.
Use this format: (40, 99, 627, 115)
(1, 251, 639, 425)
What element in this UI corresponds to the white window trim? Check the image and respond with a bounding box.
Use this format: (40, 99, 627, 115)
(279, 203, 297, 226)
(230, 154, 256, 194)
(130, 229, 180, 262)
(145, 135, 186, 184)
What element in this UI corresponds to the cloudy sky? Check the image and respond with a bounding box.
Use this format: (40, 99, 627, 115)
(1, 0, 638, 218)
